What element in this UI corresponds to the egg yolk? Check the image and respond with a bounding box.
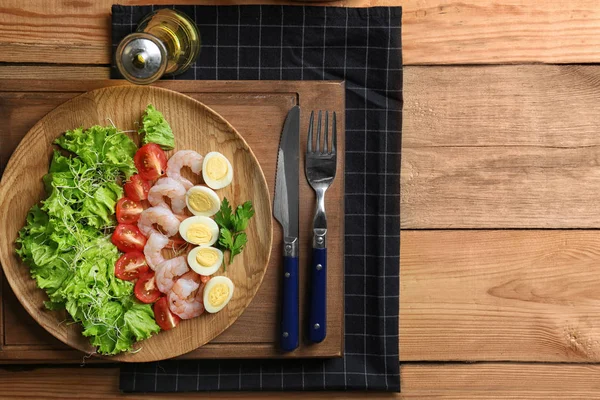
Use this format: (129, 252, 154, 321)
(186, 224, 213, 244)
(188, 192, 213, 213)
(206, 156, 228, 181)
(196, 248, 219, 267)
(208, 283, 230, 307)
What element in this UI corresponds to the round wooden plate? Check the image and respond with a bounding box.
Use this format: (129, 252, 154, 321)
(0, 86, 273, 362)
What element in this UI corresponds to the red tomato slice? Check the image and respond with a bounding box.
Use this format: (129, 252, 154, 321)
(123, 174, 151, 202)
(112, 224, 147, 253)
(153, 296, 180, 330)
(135, 272, 161, 303)
(114, 251, 149, 281)
(116, 197, 144, 224)
(134, 143, 168, 181)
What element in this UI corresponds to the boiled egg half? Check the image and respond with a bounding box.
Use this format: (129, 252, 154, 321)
(203, 276, 234, 313)
(186, 186, 221, 217)
(179, 216, 219, 246)
(202, 151, 233, 190)
(188, 245, 223, 276)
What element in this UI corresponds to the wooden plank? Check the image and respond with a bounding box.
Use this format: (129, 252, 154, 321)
(0, 366, 400, 399)
(401, 1, 600, 65)
(400, 230, 600, 362)
(401, 363, 600, 399)
(3, 1, 600, 65)
(0, 80, 345, 361)
(0, 65, 110, 80)
(402, 64, 600, 229)
(6, 363, 600, 399)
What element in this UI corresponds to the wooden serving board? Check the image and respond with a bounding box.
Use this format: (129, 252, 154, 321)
(0, 80, 345, 363)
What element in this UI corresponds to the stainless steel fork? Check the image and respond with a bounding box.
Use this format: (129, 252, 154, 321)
(305, 110, 337, 343)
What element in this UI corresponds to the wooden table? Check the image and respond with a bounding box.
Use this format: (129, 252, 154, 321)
(2, 0, 600, 398)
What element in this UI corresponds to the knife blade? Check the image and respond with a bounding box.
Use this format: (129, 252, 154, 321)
(273, 105, 300, 352)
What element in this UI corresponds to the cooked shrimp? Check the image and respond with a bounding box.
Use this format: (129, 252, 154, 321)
(148, 177, 187, 214)
(155, 256, 189, 293)
(144, 232, 170, 270)
(138, 206, 180, 237)
(175, 213, 188, 222)
(168, 271, 206, 319)
(166, 150, 203, 190)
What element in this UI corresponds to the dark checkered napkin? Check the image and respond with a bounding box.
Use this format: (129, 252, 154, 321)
(112, 5, 401, 392)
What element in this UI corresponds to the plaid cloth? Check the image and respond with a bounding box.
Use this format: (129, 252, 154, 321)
(112, 4, 402, 392)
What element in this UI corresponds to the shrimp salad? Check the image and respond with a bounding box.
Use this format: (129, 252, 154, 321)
(16, 104, 252, 356)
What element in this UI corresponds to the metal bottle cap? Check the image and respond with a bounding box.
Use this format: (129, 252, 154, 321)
(116, 33, 168, 85)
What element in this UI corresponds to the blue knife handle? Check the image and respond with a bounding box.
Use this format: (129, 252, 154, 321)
(309, 247, 327, 343)
(281, 255, 299, 351)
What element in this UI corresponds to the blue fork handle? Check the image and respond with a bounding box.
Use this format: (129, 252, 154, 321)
(281, 255, 299, 351)
(308, 247, 327, 343)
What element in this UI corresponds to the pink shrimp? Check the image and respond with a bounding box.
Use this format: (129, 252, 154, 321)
(137, 206, 180, 237)
(148, 177, 187, 215)
(155, 256, 189, 293)
(166, 150, 203, 190)
(168, 271, 206, 319)
(143, 232, 170, 270)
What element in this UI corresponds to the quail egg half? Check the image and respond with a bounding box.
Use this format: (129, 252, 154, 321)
(179, 216, 219, 246)
(203, 276, 234, 313)
(186, 185, 221, 217)
(188, 245, 224, 276)
(202, 151, 233, 190)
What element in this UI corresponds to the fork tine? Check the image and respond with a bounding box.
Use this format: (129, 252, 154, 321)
(307, 110, 314, 152)
(332, 111, 337, 154)
(316, 110, 322, 152)
(324, 111, 329, 153)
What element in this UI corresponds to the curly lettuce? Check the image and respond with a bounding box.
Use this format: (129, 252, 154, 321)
(16, 126, 159, 355)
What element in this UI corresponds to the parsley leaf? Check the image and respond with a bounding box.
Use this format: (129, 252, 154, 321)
(219, 227, 235, 250)
(232, 201, 255, 231)
(215, 198, 254, 268)
(214, 198, 233, 229)
(230, 233, 248, 263)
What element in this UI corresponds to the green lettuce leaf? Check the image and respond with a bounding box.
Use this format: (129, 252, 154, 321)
(80, 184, 121, 229)
(139, 104, 175, 150)
(15, 125, 160, 356)
(124, 302, 161, 341)
(54, 125, 137, 178)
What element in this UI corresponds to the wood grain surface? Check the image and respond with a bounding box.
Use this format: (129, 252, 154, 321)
(401, 363, 600, 399)
(0, 79, 345, 362)
(402, 64, 600, 229)
(401, 230, 600, 362)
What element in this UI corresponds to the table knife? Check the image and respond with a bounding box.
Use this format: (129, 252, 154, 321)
(273, 105, 300, 352)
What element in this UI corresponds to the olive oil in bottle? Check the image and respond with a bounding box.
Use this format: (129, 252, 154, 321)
(116, 9, 200, 85)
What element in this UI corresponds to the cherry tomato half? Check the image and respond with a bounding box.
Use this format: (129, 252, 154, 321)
(153, 296, 180, 330)
(134, 143, 168, 181)
(135, 272, 161, 304)
(123, 174, 151, 202)
(112, 224, 147, 253)
(116, 197, 144, 224)
(114, 251, 149, 281)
